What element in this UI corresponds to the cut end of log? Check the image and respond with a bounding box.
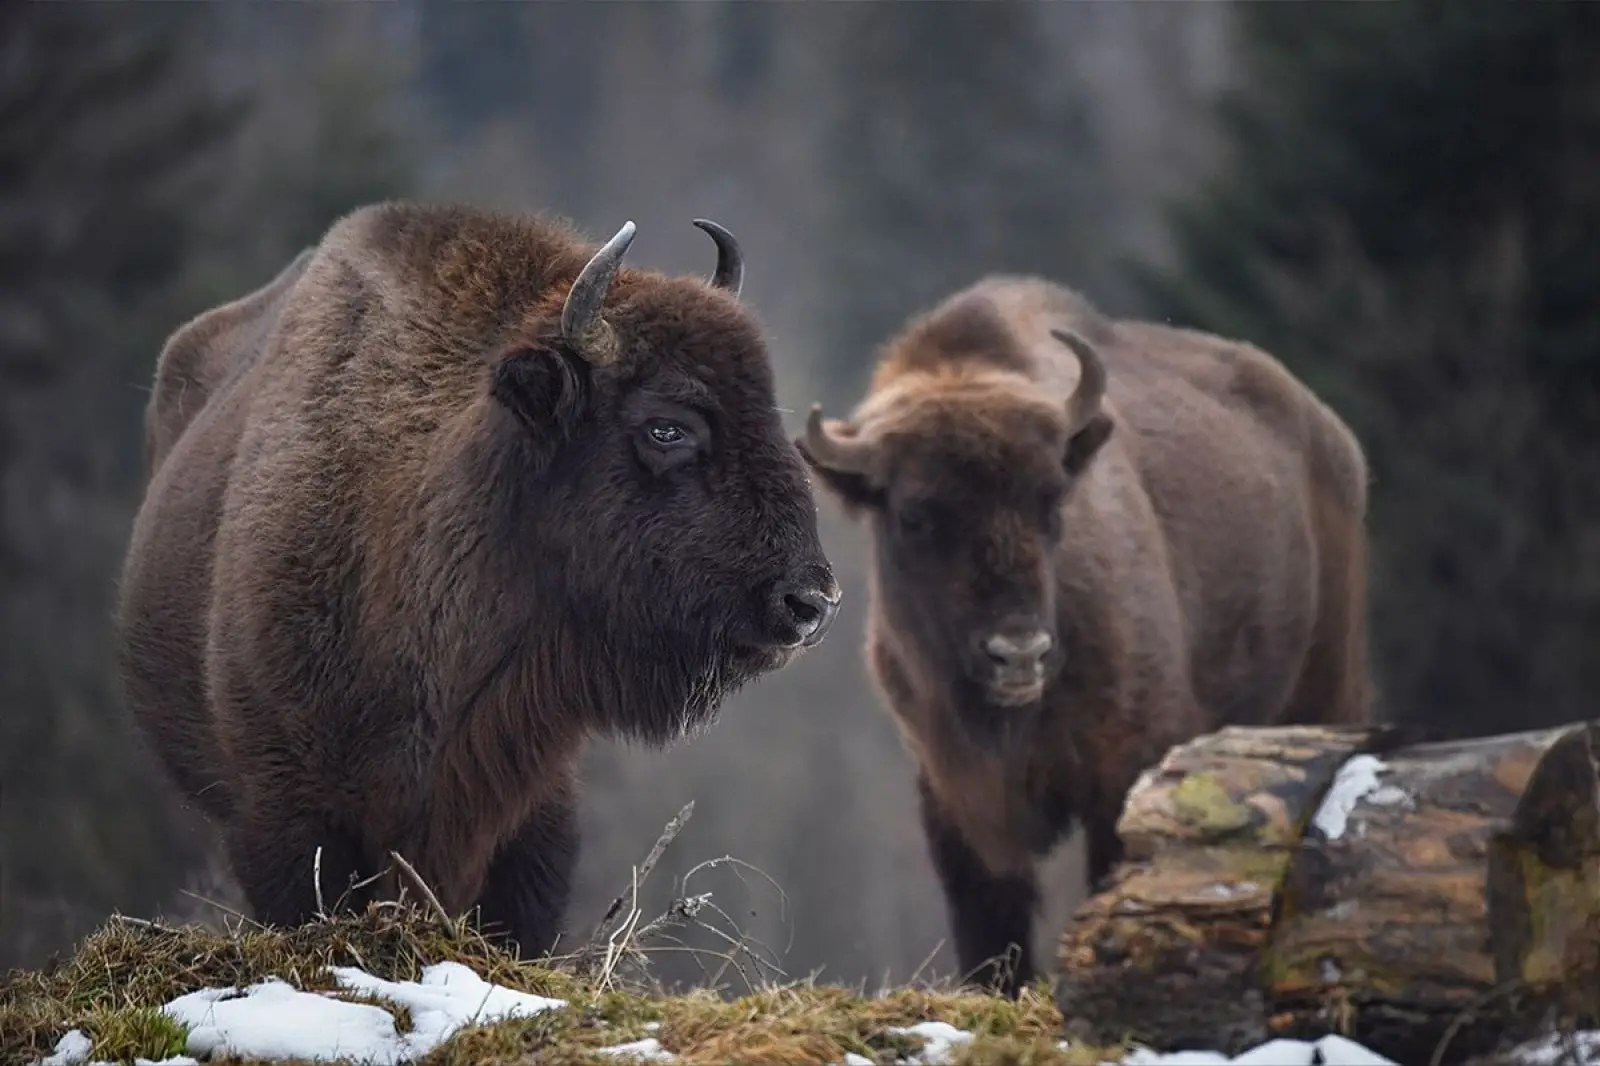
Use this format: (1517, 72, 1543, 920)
(1487, 721, 1600, 1012)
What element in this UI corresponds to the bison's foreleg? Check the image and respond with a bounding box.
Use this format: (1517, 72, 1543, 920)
(916, 772, 1039, 998)
(1082, 803, 1126, 894)
(471, 792, 579, 959)
(223, 801, 370, 928)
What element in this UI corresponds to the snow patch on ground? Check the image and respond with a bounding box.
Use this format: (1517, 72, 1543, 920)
(886, 1020, 976, 1064)
(37, 1032, 94, 1065)
(1505, 1031, 1600, 1065)
(163, 960, 565, 1064)
(38, 961, 565, 1066)
(1114, 1033, 1400, 1065)
(595, 1036, 677, 1061)
(36, 1028, 198, 1066)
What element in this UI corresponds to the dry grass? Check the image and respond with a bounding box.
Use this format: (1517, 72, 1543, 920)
(0, 905, 1126, 1065)
(0, 810, 1123, 1065)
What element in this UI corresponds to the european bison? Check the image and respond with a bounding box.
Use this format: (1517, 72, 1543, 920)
(115, 202, 840, 958)
(799, 276, 1373, 995)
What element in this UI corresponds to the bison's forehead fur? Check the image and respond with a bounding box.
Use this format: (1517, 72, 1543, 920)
(334, 201, 774, 394)
(858, 371, 1076, 504)
(605, 278, 778, 414)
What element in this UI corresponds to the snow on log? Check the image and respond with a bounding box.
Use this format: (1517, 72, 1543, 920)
(1054, 720, 1600, 1066)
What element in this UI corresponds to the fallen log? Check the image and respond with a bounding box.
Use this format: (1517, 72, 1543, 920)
(1054, 719, 1600, 1066)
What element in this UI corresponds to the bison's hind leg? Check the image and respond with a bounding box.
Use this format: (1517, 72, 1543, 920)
(1281, 485, 1376, 729)
(471, 795, 579, 960)
(223, 803, 370, 929)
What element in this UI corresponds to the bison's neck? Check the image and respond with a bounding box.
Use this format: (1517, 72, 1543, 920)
(868, 621, 1073, 874)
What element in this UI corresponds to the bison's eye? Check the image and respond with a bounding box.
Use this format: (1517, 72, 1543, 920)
(1043, 503, 1064, 542)
(632, 408, 707, 473)
(896, 502, 941, 539)
(645, 420, 690, 449)
(1040, 492, 1065, 540)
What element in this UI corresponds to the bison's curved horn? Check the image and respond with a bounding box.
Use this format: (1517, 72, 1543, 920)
(802, 404, 875, 475)
(1052, 328, 1107, 430)
(691, 218, 743, 297)
(561, 220, 637, 358)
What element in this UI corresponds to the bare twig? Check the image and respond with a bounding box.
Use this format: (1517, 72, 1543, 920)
(330, 861, 395, 917)
(1428, 978, 1526, 1066)
(630, 892, 712, 943)
(110, 914, 164, 932)
(680, 854, 793, 953)
(572, 799, 794, 997)
(312, 846, 326, 919)
(388, 850, 455, 932)
(907, 938, 949, 989)
(177, 889, 264, 930)
(589, 800, 696, 947)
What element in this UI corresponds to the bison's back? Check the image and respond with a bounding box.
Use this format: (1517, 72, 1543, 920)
(964, 276, 1366, 522)
(1025, 294, 1368, 728)
(117, 254, 314, 820)
(1096, 317, 1366, 517)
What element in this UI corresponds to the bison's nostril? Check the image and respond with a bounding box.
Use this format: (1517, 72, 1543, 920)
(786, 593, 821, 628)
(982, 630, 1053, 669)
(776, 584, 841, 648)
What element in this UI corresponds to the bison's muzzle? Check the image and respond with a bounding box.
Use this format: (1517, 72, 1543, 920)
(973, 618, 1058, 707)
(766, 574, 842, 650)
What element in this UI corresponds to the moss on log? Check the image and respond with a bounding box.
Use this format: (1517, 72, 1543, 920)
(1054, 720, 1600, 1066)
(1056, 724, 1373, 1054)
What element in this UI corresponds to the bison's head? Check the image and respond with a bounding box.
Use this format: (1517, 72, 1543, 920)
(797, 330, 1112, 746)
(473, 218, 839, 743)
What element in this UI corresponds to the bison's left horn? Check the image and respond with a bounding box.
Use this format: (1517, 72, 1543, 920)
(802, 404, 875, 475)
(562, 220, 637, 361)
(692, 218, 743, 297)
(1052, 328, 1107, 429)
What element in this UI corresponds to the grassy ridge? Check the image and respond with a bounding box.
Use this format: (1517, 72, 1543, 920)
(0, 908, 1125, 1065)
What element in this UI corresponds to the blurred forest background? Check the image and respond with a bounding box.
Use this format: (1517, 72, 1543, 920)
(3, 2, 1597, 993)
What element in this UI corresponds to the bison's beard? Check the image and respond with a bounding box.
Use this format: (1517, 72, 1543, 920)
(950, 678, 1048, 762)
(549, 616, 781, 748)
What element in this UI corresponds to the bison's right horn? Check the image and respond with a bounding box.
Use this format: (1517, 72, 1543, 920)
(1052, 328, 1107, 430)
(562, 220, 637, 361)
(692, 218, 743, 297)
(802, 404, 875, 475)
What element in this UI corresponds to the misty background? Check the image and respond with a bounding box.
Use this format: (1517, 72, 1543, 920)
(3, 2, 1596, 995)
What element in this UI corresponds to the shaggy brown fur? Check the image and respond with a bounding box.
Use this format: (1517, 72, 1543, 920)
(116, 202, 840, 959)
(799, 276, 1373, 995)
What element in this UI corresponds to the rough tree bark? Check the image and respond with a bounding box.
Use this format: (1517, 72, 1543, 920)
(1054, 720, 1600, 1066)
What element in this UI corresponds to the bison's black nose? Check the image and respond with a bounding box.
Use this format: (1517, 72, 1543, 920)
(770, 580, 841, 649)
(981, 628, 1053, 670)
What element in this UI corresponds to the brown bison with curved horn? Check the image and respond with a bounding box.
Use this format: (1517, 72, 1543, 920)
(116, 202, 840, 958)
(799, 276, 1373, 996)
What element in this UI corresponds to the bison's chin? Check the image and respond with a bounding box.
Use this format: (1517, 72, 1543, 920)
(987, 679, 1046, 709)
(949, 679, 1048, 758)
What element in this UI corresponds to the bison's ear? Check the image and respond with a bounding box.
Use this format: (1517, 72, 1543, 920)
(795, 440, 883, 517)
(1064, 412, 1114, 477)
(492, 348, 590, 454)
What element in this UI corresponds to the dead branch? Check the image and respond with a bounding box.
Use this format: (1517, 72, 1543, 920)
(176, 888, 264, 930)
(388, 850, 455, 932)
(312, 845, 327, 919)
(588, 800, 695, 948)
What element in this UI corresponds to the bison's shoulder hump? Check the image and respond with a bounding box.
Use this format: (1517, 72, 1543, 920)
(145, 245, 317, 472)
